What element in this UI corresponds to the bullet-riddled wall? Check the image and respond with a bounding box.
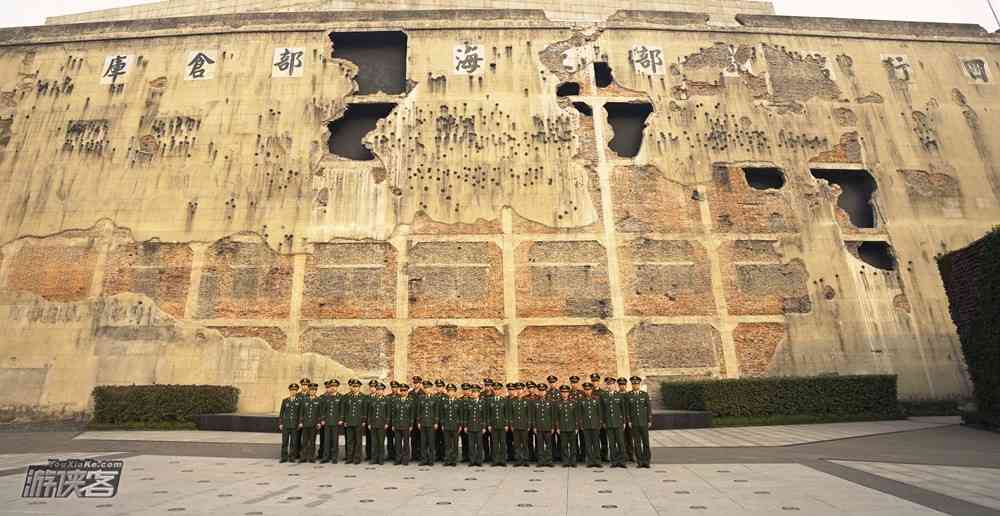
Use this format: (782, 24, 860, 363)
(0, 10, 995, 419)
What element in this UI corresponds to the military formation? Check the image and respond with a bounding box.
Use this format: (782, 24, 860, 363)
(278, 373, 653, 468)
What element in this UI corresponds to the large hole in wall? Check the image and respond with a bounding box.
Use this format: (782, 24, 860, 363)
(849, 241, 897, 271)
(604, 102, 653, 158)
(594, 62, 614, 88)
(810, 169, 878, 228)
(744, 167, 786, 190)
(573, 101, 593, 116)
(557, 82, 581, 97)
(329, 31, 407, 95)
(327, 103, 397, 160)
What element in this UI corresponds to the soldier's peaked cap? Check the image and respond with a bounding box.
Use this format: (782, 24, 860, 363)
(617, 377, 628, 384)
(368, 379, 379, 387)
(411, 375, 422, 382)
(559, 385, 571, 392)
(483, 378, 494, 385)
(505, 383, 515, 389)
(446, 384, 458, 390)
(377, 383, 386, 390)
(537, 384, 547, 390)
(569, 375, 581, 383)
(605, 377, 616, 384)
(461, 383, 471, 390)
(390, 380, 399, 387)
(400, 383, 409, 389)
(583, 382, 594, 389)
(299, 377, 310, 383)
(348, 378, 361, 386)
(423, 380, 434, 387)
(331, 379, 341, 386)
(590, 373, 601, 381)
(435, 379, 446, 387)
(288, 383, 299, 390)
(547, 375, 558, 383)
(324, 380, 334, 387)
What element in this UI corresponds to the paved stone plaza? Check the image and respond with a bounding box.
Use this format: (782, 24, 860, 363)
(0, 418, 998, 515)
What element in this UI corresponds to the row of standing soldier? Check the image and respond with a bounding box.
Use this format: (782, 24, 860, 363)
(279, 373, 653, 468)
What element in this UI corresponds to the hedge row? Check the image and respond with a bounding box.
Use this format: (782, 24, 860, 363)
(938, 227, 1000, 429)
(662, 375, 901, 418)
(91, 385, 239, 424)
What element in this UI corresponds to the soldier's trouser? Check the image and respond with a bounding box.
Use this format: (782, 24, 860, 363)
(301, 426, 317, 462)
(536, 430, 554, 465)
(318, 428, 326, 460)
(436, 428, 446, 460)
(491, 428, 508, 465)
(411, 427, 422, 461)
(528, 430, 537, 461)
(513, 429, 530, 465)
(607, 426, 626, 465)
(386, 427, 396, 460)
(371, 427, 386, 464)
(281, 429, 299, 461)
(394, 429, 411, 464)
(365, 426, 372, 460)
(577, 431, 586, 461)
(631, 425, 651, 465)
(583, 429, 601, 466)
(345, 426, 363, 464)
(467, 430, 484, 464)
(552, 431, 561, 462)
(599, 428, 609, 461)
(295, 428, 304, 460)
(507, 429, 515, 462)
(321, 424, 341, 463)
(460, 431, 469, 462)
(559, 431, 577, 466)
(444, 430, 460, 464)
(419, 425, 436, 464)
(483, 429, 493, 462)
(624, 426, 635, 462)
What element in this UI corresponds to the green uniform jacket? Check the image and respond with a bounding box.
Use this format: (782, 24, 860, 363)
(368, 395, 391, 427)
(545, 388, 561, 401)
(555, 398, 577, 430)
(577, 396, 602, 430)
(279, 396, 300, 427)
(626, 390, 652, 428)
(463, 398, 487, 432)
(300, 396, 322, 427)
(509, 397, 533, 430)
(602, 391, 626, 428)
(439, 398, 463, 431)
(390, 395, 416, 429)
(570, 389, 586, 401)
(533, 397, 557, 431)
(416, 393, 438, 426)
(342, 392, 368, 427)
(486, 395, 510, 428)
(318, 393, 342, 425)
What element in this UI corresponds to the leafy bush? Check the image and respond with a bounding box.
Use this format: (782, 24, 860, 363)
(899, 398, 965, 417)
(662, 375, 901, 419)
(938, 227, 1000, 429)
(91, 385, 239, 425)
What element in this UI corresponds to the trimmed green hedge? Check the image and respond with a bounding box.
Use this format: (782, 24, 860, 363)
(938, 227, 1000, 429)
(662, 375, 901, 419)
(92, 385, 239, 425)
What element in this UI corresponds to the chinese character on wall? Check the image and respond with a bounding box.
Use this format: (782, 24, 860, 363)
(630, 45, 664, 75)
(454, 43, 485, 75)
(100, 55, 133, 84)
(272, 48, 304, 78)
(963, 59, 990, 83)
(186, 51, 217, 81)
(881, 55, 912, 82)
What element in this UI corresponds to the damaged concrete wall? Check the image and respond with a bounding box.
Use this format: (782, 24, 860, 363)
(0, 11, 996, 418)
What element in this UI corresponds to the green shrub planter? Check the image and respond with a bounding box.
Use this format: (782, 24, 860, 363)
(91, 385, 239, 425)
(662, 375, 902, 420)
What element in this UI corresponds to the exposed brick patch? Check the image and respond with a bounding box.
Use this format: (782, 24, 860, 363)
(619, 238, 714, 316)
(732, 239, 782, 262)
(628, 323, 723, 370)
(734, 322, 786, 377)
(302, 242, 395, 319)
(103, 242, 192, 318)
(899, 169, 961, 199)
(810, 132, 862, 164)
(5, 244, 97, 302)
(408, 241, 503, 319)
(834, 107, 857, 127)
(195, 238, 292, 320)
(516, 241, 611, 318)
(763, 44, 841, 104)
(300, 326, 394, 376)
(612, 164, 700, 233)
(410, 212, 501, 235)
(709, 164, 798, 233)
(518, 325, 616, 382)
(210, 325, 287, 351)
(721, 241, 811, 316)
(409, 326, 505, 383)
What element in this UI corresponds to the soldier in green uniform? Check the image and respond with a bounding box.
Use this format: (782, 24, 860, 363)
(525, 381, 538, 462)
(439, 384, 463, 466)
(504, 383, 516, 462)
(626, 376, 652, 468)
(603, 378, 627, 468)
(463, 385, 487, 466)
(533, 383, 556, 467)
(367, 383, 390, 465)
(408, 376, 425, 463)
(596, 374, 614, 462)
(487, 381, 509, 466)
(391, 382, 415, 465)
(364, 379, 378, 461)
(578, 382, 603, 467)
(342, 379, 367, 464)
(416, 380, 439, 465)
(295, 377, 310, 456)
(319, 379, 343, 463)
(386, 381, 399, 462)
(617, 377, 635, 463)
(480, 379, 495, 462)
(459, 383, 471, 463)
(278, 383, 302, 463)
(569, 375, 586, 462)
(298, 384, 321, 463)
(434, 380, 447, 461)
(509, 383, 533, 467)
(555, 385, 578, 467)
(544, 376, 561, 464)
